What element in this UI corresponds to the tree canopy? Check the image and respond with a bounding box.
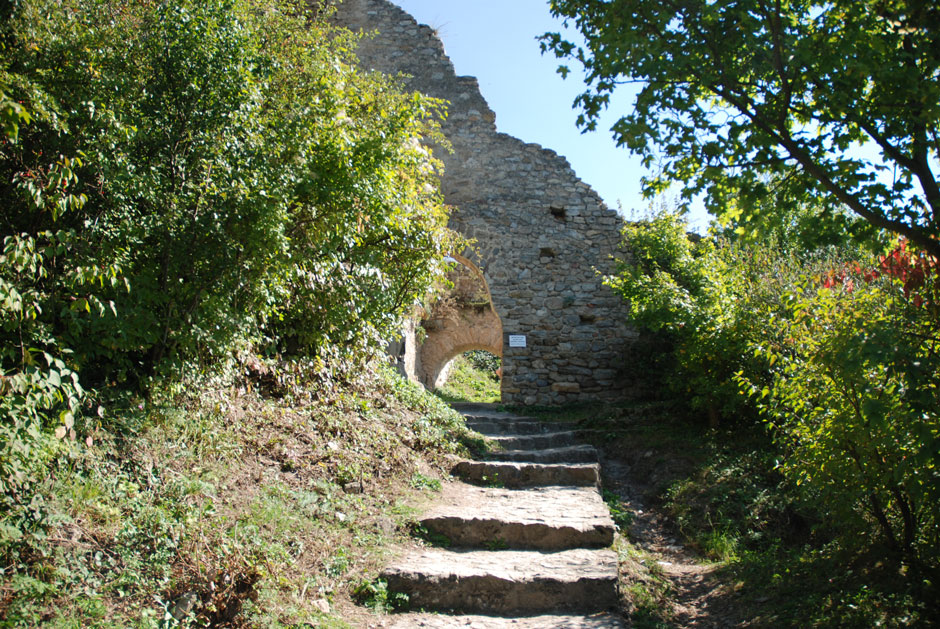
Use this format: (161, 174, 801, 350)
(1, 0, 453, 383)
(542, 0, 940, 255)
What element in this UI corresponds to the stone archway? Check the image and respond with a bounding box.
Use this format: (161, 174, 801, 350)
(418, 256, 503, 392)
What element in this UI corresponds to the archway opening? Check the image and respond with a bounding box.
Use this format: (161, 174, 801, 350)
(417, 255, 503, 399)
(435, 349, 501, 403)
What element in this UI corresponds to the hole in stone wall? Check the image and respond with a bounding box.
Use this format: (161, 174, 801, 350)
(579, 313, 596, 324)
(549, 206, 567, 222)
(539, 247, 556, 259)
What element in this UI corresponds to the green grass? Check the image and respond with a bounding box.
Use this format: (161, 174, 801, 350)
(409, 472, 442, 492)
(0, 362, 468, 627)
(434, 354, 501, 403)
(613, 536, 674, 628)
(602, 489, 635, 531)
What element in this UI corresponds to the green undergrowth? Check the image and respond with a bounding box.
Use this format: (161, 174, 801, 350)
(0, 362, 470, 627)
(613, 536, 673, 629)
(525, 400, 938, 627)
(434, 353, 501, 404)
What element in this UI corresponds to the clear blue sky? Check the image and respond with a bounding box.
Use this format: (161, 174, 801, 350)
(392, 0, 712, 232)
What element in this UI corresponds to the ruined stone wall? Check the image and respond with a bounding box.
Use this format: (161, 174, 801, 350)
(334, 0, 637, 405)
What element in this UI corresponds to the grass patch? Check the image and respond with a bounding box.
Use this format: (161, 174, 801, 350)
(409, 473, 442, 492)
(434, 353, 500, 403)
(353, 577, 409, 613)
(603, 489, 635, 532)
(614, 536, 674, 628)
(0, 362, 468, 627)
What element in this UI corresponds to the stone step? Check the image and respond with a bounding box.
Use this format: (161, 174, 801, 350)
(463, 413, 540, 424)
(491, 444, 599, 464)
(381, 548, 619, 615)
(490, 431, 580, 451)
(450, 459, 600, 488)
(420, 483, 614, 550)
(381, 612, 628, 628)
(449, 403, 508, 415)
(461, 410, 538, 422)
(467, 420, 578, 435)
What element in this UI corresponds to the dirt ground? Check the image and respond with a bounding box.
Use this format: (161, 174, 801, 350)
(602, 456, 748, 628)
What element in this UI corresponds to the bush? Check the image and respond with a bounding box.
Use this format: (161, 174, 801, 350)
(1, 0, 454, 560)
(464, 350, 501, 376)
(609, 209, 939, 575)
(2, 0, 453, 384)
(605, 211, 769, 424)
(738, 246, 940, 568)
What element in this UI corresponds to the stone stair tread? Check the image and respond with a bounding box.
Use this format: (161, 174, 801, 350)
(380, 612, 627, 628)
(464, 414, 573, 425)
(450, 459, 600, 488)
(489, 429, 579, 439)
(448, 403, 509, 415)
(421, 483, 614, 549)
(382, 548, 619, 614)
(463, 412, 538, 421)
(489, 431, 580, 450)
(492, 444, 598, 464)
(467, 420, 578, 436)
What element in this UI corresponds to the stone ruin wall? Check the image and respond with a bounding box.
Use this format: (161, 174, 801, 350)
(334, 0, 638, 405)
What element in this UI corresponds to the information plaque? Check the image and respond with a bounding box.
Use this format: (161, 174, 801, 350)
(508, 335, 527, 348)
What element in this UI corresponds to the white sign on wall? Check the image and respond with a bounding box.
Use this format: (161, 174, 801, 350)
(508, 335, 527, 348)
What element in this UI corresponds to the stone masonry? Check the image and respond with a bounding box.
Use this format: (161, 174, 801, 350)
(334, 0, 637, 405)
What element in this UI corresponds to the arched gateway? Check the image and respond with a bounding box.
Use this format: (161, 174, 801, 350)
(335, 0, 637, 405)
(418, 255, 503, 390)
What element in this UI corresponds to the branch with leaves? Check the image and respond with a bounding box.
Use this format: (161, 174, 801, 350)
(543, 0, 940, 255)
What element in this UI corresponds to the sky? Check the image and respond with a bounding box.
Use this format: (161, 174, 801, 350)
(391, 0, 712, 232)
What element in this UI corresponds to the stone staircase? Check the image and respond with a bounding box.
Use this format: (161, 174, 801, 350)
(378, 405, 625, 627)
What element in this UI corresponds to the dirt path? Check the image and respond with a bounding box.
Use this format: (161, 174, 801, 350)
(603, 458, 745, 628)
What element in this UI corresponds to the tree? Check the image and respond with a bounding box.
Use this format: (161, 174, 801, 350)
(542, 0, 940, 256)
(1, 0, 453, 387)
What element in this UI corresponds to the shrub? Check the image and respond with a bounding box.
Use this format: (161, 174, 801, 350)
(1, 0, 454, 385)
(464, 350, 501, 377)
(610, 209, 939, 574)
(738, 247, 940, 568)
(1, 0, 454, 560)
(605, 211, 768, 424)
